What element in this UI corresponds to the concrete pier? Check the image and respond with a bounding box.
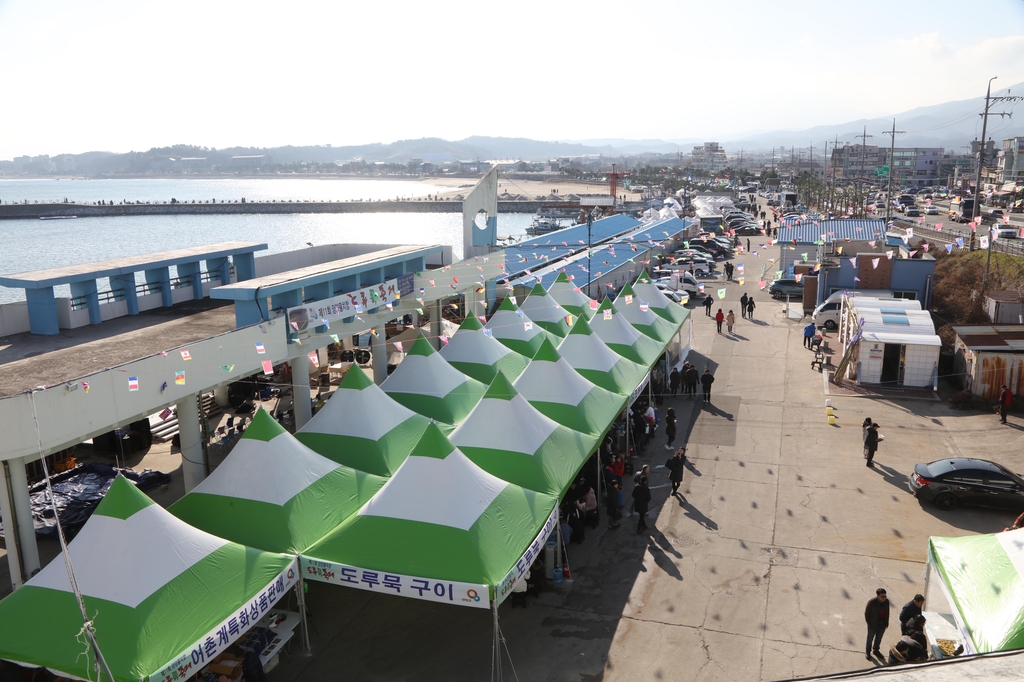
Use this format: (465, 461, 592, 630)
(0, 200, 549, 220)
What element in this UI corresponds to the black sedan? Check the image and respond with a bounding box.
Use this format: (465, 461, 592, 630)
(909, 458, 1024, 511)
(767, 279, 803, 299)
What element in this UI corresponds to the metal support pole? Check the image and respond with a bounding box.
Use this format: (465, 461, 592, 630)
(491, 599, 502, 682)
(371, 322, 388, 385)
(296, 563, 312, 655)
(972, 77, 997, 250)
(177, 393, 206, 492)
(291, 355, 312, 429)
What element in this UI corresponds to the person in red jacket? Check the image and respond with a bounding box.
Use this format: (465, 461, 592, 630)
(715, 308, 725, 334)
(998, 384, 1013, 424)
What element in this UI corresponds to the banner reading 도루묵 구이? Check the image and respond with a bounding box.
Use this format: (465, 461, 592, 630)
(286, 278, 403, 333)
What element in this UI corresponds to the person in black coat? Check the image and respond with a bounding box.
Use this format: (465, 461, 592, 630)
(666, 448, 685, 496)
(669, 367, 681, 396)
(632, 476, 652, 534)
(899, 595, 924, 635)
(700, 369, 715, 404)
(864, 588, 890, 660)
(864, 423, 881, 468)
(685, 364, 699, 398)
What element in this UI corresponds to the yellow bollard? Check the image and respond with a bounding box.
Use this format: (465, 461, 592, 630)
(828, 415, 836, 425)
(826, 406, 834, 416)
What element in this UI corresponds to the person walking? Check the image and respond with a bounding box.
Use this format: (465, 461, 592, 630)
(803, 321, 816, 349)
(899, 594, 925, 635)
(864, 588, 890, 661)
(632, 475, 651, 534)
(704, 295, 713, 316)
(864, 422, 881, 467)
(629, 464, 650, 515)
(666, 447, 685, 496)
(998, 384, 1012, 424)
(669, 367, 680, 396)
(747, 238, 751, 253)
(700, 368, 715, 403)
(664, 407, 676, 449)
(607, 481, 621, 529)
(740, 293, 749, 318)
(726, 310, 735, 334)
(715, 309, 724, 334)
(745, 297, 756, 320)
(685, 363, 699, 399)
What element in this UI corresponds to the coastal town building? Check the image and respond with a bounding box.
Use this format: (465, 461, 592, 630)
(691, 142, 727, 174)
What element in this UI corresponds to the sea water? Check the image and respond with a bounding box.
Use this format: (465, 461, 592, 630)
(0, 179, 535, 303)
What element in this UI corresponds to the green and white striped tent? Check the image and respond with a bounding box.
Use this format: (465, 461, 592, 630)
(381, 333, 487, 426)
(632, 269, 688, 324)
(590, 298, 663, 366)
(438, 311, 530, 385)
(613, 282, 680, 343)
(927, 528, 1024, 653)
(0, 477, 297, 682)
(295, 367, 430, 477)
(519, 283, 572, 337)
(484, 297, 555, 358)
(513, 338, 626, 436)
(546, 271, 595, 318)
(301, 423, 558, 606)
(557, 316, 647, 395)
(450, 372, 597, 496)
(170, 408, 387, 554)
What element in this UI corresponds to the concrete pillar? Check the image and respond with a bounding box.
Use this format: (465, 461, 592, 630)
(111, 273, 139, 315)
(271, 289, 301, 313)
(177, 393, 206, 492)
(234, 299, 265, 328)
(25, 286, 59, 335)
(177, 261, 204, 301)
(70, 279, 101, 325)
(0, 462, 25, 589)
(213, 385, 230, 408)
(207, 257, 231, 286)
(430, 300, 443, 350)
(234, 252, 256, 282)
(145, 267, 173, 308)
(371, 322, 388, 385)
(5, 457, 40, 584)
(291, 356, 312, 430)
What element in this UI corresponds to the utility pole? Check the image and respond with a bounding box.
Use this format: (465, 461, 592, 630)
(974, 77, 1024, 299)
(855, 126, 873, 216)
(882, 119, 905, 226)
(771, 147, 776, 173)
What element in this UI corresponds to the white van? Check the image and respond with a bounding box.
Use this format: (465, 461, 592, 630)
(811, 290, 896, 329)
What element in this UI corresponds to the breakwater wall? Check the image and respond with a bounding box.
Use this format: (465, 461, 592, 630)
(0, 200, 548, 220)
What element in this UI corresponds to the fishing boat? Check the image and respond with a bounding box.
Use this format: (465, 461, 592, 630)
(40, 215, 78, 220)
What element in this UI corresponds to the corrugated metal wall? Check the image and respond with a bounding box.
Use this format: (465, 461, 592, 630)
(975, 352, 1024, 400)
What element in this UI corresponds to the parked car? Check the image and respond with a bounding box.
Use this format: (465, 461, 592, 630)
(925, 206, 939, 215)
(733, 225, 762, 235)
(996, 225, 1018, 239)
(909, 458, 1024, 512)
(905, 207, 922, 218)
(768, 279, 804, 299)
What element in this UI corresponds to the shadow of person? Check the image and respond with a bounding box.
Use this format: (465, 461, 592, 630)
(682, 499, 718, 530)
(650, 528, 682, 559)
(749, 319, 769, 326)
(703, 402, 734, 420)
(684, 459, 701, 476)
(732, 333, 749, 341)
(647, 535, 684, 581)
(872, 462, 910, 492)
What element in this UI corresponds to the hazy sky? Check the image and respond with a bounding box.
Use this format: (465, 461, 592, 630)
(2, 0, 1024, 159)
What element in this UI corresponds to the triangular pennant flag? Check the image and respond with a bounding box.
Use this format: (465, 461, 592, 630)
(717, 288, 727, 299)
(872, 258, 880, 269)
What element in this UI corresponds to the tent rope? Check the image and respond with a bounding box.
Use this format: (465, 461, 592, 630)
(497, 620, 520, 682)
(28, 390, 116, 682)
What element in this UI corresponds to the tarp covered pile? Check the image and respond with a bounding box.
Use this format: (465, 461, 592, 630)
(0, 273, 690, 681)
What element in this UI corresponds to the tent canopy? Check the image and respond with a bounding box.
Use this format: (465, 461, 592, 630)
(519, 283, 572, 337)
(547, 271, 594, 318)
(514, 338, 626, 435)
(381, 333, 487, 425)
(929, 528, 1024, 653)
(632, 269, 688, 324)
(558, 315, 647, 395)
(613, 282, 678, 343)
(438, 311, 530, 385)
(485, 297, 556, 358)
(450, 372, 597, 495)
(302, 424, 557, 595)
(296, 367, 430, 477)
(0, 477, 296, 682)
(590, 298, 663, 365)
(170, 408, 387, 554)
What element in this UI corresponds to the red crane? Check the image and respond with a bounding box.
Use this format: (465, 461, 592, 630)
(606, 163, 630, 203)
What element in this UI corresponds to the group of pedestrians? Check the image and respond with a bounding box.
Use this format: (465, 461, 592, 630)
(669, 362, 701, 399)
(864, 589, 936, 664)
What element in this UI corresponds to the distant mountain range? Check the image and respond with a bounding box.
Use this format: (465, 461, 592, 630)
(4, 83, 1023, 173)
